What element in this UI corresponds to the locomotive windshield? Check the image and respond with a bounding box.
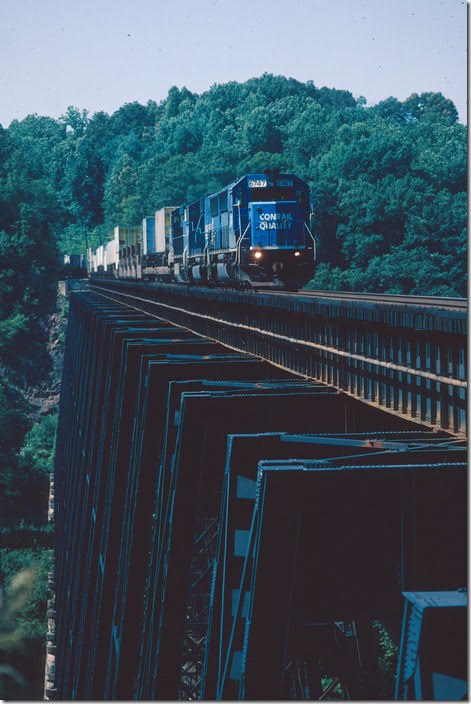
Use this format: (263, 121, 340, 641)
(249, 186, 308, 205)
(233, 185, 308, 208)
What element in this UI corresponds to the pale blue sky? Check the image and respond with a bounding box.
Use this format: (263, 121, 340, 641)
(0, 0, 467, 127)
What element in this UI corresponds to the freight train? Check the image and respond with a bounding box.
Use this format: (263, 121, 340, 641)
(87, 172, 316, 289)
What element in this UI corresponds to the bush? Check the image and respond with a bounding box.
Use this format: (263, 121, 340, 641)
(0, 548, 53, 699)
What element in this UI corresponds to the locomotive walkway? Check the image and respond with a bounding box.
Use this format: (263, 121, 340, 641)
(53, 281, 467, 700)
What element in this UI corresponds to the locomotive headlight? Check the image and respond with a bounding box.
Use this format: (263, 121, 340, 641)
(294, 251, 301, 257)
(254, 251, 263, 260)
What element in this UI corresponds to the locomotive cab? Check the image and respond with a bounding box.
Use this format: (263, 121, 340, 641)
(233, 173, 315, 288)
(246, 199, 314, 286)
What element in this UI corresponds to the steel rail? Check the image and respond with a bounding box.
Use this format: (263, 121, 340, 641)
(86, 277, 468, 310)
(90, 285, 467, 389)
(268, 289, 468, 310)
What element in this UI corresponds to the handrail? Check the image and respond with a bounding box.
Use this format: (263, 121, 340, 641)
(236, 222, 251, 265)
(303, 221, 317, 260)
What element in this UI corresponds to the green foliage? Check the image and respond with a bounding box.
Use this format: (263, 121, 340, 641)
(0, 313, 30, 364)
(0, 523, 54, 549)
(0, 400, 54, 524)
(0, 382, 31, 516)
(0, 551, 51, 634)
(10, 74, 458, 299)
(371, 620, 399, 699)
(0, 549, 52, 699)
(306, 108, 466, 294)
(320, 675, 347, 699)
(19, 415, 57, 477)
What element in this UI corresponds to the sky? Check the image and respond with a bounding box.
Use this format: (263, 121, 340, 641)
(0, 0, 467, 127)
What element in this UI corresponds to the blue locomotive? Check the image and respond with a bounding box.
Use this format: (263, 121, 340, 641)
(88, 172, 316, 290)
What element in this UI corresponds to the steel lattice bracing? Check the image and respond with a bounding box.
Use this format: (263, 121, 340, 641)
(54, 285, 467, 700)
(208, 454, 466, 700)
(395, 591, 467, 700)
(89, 280, 467, 436)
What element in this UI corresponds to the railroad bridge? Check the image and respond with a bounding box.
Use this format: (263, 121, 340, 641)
(53, 280, 467, 701)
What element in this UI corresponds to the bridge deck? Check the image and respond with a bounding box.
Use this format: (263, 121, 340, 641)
(53, 288, 467, 699)
(88, 280, 467, 436)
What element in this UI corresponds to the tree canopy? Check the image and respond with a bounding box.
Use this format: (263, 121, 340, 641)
(0, 74, 466, 299)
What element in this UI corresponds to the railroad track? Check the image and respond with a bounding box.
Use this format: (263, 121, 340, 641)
(270, 288, 468, 310)
(85, 277, 467, 311)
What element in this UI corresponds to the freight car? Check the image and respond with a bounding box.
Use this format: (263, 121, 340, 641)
(87, 171, 316, 289)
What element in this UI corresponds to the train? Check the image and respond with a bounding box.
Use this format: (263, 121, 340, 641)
(86, 171, 316, 290)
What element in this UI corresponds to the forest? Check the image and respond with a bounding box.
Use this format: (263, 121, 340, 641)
(1, 74, 467, 302)
(0, 74, 467, 697)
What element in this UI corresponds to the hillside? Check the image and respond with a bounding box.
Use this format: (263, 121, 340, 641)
(0, 74, 466, 696)
(1, 74, 467, 301)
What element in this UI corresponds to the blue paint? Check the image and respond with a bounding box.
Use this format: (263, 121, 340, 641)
(229, 651, 243, 681)
(234, 529, 251, 557)
(236, 475, 257, 499)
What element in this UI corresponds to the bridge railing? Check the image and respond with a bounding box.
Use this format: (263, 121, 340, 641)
(90, 280, 467, 436)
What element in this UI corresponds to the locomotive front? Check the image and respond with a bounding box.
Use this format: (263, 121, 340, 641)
(232, 173, 315, 289)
